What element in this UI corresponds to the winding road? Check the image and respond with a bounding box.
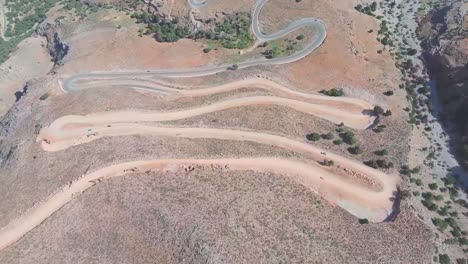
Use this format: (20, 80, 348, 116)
(63, 0, 326, 91)
(0, 0, 399, 252)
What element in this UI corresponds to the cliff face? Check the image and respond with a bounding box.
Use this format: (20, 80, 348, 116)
(418, 0, 468, 167)
(37, 23, 69, 66)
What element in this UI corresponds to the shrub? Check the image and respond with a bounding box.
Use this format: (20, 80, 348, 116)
(383, 110, 392, 116)
(414, 178, 423, 186)
(373, 125, 386, 133)
(437, 206, 448, 216)
(449, 211, 458, 217)
(459, 237, 468, 245)
(428, 183, 438, 190)
(39, 93, 49, 101)
(422, 192, 434, 201)
(320, 159, 334, 166)
(306, 133, 321, 142)
(439, 254, 450, 264)
(296, 34, 305, 40)
(340, 131, 356, 145)
(348, 146, 363, 155)
(365, 160, 393, 169)
(358, 218, 369, 224)
(333, 139, 343, 145)
(400, 190, 411, 200)
(443, 175, 456, 186)
(451, 229, 461, 237)
(432, 217, 448, 230)
(422, 200, 438, 211)
(383, 90, 394, 96)
(319, 88, 345, 97)
(407, 48, 417, 56)
(322, 132, 334, 140)
(374, 149, 388, 156)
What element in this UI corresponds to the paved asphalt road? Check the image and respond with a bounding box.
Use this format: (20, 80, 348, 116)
(64, 0, 327, 92)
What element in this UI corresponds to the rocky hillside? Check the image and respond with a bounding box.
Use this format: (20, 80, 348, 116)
(418, 0, 468, 167)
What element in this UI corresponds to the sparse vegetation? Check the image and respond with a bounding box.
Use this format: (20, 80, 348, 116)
(132, 12, 191, 42)
(354, 2, 377, 16)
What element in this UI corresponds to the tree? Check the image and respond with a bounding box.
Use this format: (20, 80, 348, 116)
(341, 131, 356, 145)
(438, 254, 450, 264)
(373, 105, 385, 116)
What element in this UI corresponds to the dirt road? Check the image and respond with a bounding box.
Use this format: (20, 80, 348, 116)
(0, 0, 399, 252)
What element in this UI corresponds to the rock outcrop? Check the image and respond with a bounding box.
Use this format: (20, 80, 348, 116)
(418, 0, 468, 167)
(37, 23, 69, 66)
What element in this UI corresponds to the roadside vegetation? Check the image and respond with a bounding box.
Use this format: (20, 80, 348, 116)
(260, 34, 305, 59)
(132, 11, 255, 51)
(198, 13, 254, 49)
(132, 12, 191, 42)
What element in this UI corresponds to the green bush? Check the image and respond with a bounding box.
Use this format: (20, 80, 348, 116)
(432, 217, 448, 230)
(374, 149, 388, 156)
(348, 146, 363, 155)
(443, 175, 456, 186)
(437, 206, 448, 216)
(39, 93, 49, 101)
(340, 131, 356, 145)
(373, 105, 385, 116)
(414, 178, 423, 186)
(438, 254, 450, 264)
(422, 200, 438, 211)
(319, 88, 345, 97)
(333, 139, 343, 145)
(132, 12, 191, 42)
(428, 183, 438, 190)
(322, 132, 334, 140)
(459, 237, 468, 245)
(306, 133, 321, 142)
(358, 218, 369, 224)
